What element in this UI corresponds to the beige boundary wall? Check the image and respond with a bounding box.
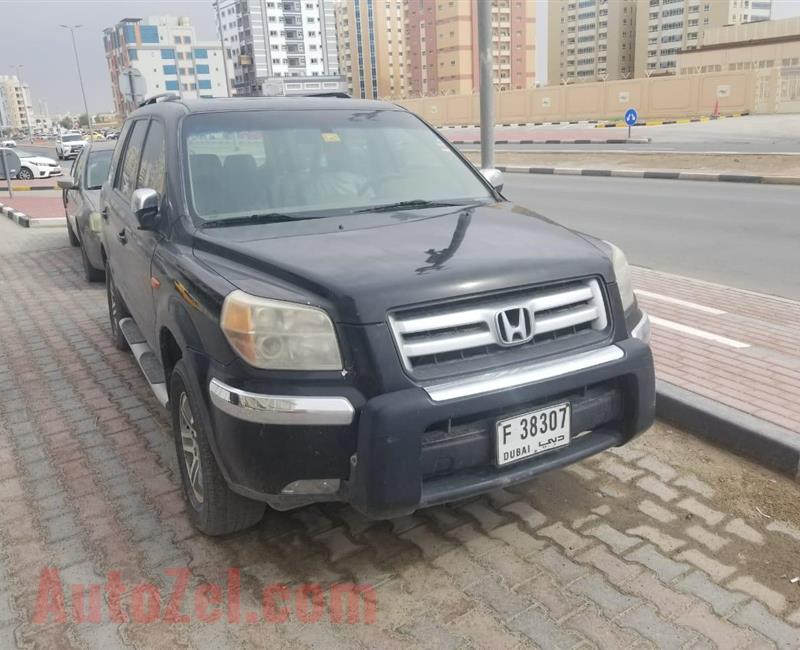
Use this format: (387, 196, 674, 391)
(395, 70, 778, 126)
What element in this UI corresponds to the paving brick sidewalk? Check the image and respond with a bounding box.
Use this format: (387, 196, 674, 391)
(0, 217, 799, 648)
(633, 267, 800, 437)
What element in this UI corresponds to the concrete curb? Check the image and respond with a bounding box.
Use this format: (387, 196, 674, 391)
(596, 112, 749, 128)
(440, 119, 600, 129)
(494, 165, 800, 185)
(656, 380, 800, 481)
(8, 185, 59, 191)
(451, 138, 651, 145)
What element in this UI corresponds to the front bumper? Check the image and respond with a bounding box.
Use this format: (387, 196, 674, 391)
(206, 332, 654, 518)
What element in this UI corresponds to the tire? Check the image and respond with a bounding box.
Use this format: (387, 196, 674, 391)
(106, 262, 129, 350)
(57, 152, 63, 160)
(170, 359, 265, 535)
(81, 241, 104, 283)
(17, 167, 33, 181)
(67, 220, 79, 247)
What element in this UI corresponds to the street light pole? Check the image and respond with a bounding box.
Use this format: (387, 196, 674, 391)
(9, 64, 33, 143)
(60, 24, 93, 133)
(214, 0, 232, 97)
(477, 0, 494, 169)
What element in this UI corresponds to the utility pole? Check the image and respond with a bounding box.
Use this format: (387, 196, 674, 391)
(214, 0, 232, 97)
(477, 0, 494, 169)
(9, 65, 33, 142)
(60, 24, 93, 133)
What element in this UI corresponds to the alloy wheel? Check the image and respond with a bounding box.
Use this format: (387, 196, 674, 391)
(178, 392, 204, 505)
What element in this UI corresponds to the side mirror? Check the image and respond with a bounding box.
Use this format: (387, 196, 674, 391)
(131, 188, 160, 229)
(57, 175, 78, 191)
(480, 168, 504, 193)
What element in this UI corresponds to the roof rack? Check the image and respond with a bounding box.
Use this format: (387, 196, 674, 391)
(138, 93, 180, 107)
(302, 92, 351, 98)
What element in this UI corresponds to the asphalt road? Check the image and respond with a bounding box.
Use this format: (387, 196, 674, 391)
(501, 173, 800, 300)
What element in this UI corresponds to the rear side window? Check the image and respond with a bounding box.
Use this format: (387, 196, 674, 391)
(137, 121, 166, 196)
(116, 121, 147, 198)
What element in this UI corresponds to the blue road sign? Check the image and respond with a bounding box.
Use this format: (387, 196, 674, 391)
(624, 108, 638, 126)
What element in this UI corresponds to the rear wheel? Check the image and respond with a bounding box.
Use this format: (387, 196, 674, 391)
(66, 220, 79, 247)
(106, 262, 129, 350)
(170, 360, 265, 535)
(81, 241, 104, 283)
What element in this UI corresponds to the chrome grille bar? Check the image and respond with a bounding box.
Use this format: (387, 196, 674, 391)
(388, 278, 608, 373)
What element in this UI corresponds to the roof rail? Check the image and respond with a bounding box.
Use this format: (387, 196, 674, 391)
(302, 92, 351, 98)
(138, 93, 180, 107)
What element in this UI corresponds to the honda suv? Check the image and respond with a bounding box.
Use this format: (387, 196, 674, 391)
(100, 95, 654, 535)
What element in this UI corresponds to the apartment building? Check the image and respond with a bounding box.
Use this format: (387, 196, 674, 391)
(103, 16, 231, 115)
(404, 0, 536, 97)
(214, 0, 340, 96)
(547, 0, 636, 85)
(634, 0, 772, 77)
(335, 0, 406, 99)
(0, 75, 33, 131)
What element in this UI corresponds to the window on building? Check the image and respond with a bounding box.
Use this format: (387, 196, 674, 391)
(165, 79, 179, 91)
(160, 49, 176, 59)
(183, 36, 191, 44)
(194, 48, 208, 59)
(174, 36, 182, 44)
(163, 65, 177, 75)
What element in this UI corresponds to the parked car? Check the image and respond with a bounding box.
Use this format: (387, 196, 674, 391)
(1, 139, 16, 148)
(56, 132, 87, 160)
(14, 149, 62, 180)
(57, 143, 115, 278)
(101, 96, 654, 536)
(0, 148, 21, 179)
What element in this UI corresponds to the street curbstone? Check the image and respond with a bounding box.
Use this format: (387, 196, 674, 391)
(492, 166, 800, 185)
(452, 138, 650, 145)
(656, 380, 800, 482)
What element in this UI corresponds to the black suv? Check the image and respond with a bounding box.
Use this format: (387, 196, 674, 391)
(100, 96, 654, 535)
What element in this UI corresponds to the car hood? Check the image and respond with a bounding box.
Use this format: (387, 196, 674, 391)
(61, 140, 87, 147)
(192, 202, 613, 324)
(21, 156, 57, 165)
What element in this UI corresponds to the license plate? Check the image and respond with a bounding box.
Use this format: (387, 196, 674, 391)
(496, 402, 571, 467)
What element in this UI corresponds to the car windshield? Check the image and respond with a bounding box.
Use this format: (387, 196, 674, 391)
(86, 149, 113, 189)
(62, 134, 82, 142)
(182, 108, 493, 222)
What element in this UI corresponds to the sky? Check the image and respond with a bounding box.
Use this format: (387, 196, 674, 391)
(1, 0, 799, 116)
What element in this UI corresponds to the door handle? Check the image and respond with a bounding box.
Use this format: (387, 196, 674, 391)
(116, 229, 127, 244)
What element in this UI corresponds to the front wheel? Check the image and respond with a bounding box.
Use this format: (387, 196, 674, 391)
(170, 359, 265, 535)
(17, 167, 33, 181)
(106, 262, 129, 350)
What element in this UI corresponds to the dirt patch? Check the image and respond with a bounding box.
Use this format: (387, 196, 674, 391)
(464, 151, 800, 178)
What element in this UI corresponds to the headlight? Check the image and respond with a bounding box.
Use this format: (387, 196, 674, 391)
(220, 290, 342, 370)
(606, 242, 635, 311)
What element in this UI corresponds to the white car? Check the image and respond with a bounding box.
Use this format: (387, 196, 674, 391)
(1, 139, 16, 148)
(15, 150, 62, 180)
(56, 133, 87, 160)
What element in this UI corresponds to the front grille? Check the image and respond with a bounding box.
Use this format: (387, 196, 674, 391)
(388, 278, 609, 379)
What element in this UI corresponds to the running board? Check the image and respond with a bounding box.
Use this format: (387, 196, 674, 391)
(119, 317, 169, 408)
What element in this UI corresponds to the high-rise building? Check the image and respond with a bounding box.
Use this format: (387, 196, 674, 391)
(103, 16, 232, 116)
(214, 0, 341, 96)
(335, 0, 406, 99)
(404, 0, 537, 97)
(0, 75, 33, 131)
(547, 0, 637, 85)
(634, 0, 772, 77)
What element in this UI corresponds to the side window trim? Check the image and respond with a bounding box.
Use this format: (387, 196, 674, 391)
(136, 117, 166, 195)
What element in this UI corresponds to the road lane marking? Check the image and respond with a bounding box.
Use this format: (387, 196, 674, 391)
(649, 316, 750, 349)
(636, 290, 726, 315)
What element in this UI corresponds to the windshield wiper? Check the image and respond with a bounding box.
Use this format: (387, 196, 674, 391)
(352, 199, 480, 214)
(199, 212, 299, 228)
